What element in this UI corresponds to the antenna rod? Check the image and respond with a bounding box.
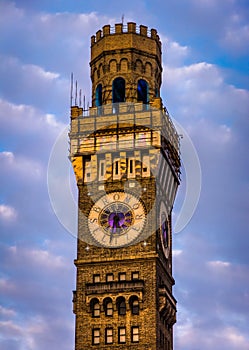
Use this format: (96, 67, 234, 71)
(75, 80, 78, 106)
(70, 73, 73, 106)
(79, 89, 82, 107)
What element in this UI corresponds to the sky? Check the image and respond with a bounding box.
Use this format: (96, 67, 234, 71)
(0, 0, 249, 349)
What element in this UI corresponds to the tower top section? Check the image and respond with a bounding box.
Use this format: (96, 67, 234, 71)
(90, 22, 163, 107)
(91, 22, 161, 61)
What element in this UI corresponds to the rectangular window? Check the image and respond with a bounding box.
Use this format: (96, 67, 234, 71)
(131, 326, 139, 343)
(93, 274, 100, 283)
(118, 327, 126, 344)
(113, 158, 120, 179)
(128, 158, 135, 178)
(92, 328, 100, 345)
(132, 271, 139, 280)
(84, 159, 91, 182)
(99, 160, 106, 181)
(105, 328, 113, 344)
(106, 273, 114, 282)
(119, 272, 126, 281)
(142, 155, 150, 177)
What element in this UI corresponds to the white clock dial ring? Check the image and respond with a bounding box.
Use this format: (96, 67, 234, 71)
(88, 191, 146, 248)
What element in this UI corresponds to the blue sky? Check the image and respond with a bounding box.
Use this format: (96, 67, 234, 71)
(0, 0, 249, 349)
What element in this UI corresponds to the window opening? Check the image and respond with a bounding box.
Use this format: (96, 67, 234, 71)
(93, 274, 100, 283)
(92, 328, 100, 345)
(117, 297, 126, 316)
(92, 300, 100, 317)
(106, 301, 113, 316)
(106, 273, 114, 282)
(128, 158, 135, 178)
(99, 160, 106, 181)
(137, 79, 148, 104)
(105, 328, 113, 344)
(104, 298, 113, 316)
(119, 272, 126, 281)
(112, 77, 125, 103)
(132, 271, 139, 280)
(118, 327, 126, 343)
(131, 299, 139, 315)
(131, 326, 139, 342)
(95, 84, 102, 107)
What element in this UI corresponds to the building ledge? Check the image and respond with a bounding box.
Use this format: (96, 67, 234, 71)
(86, 280, 144, 295)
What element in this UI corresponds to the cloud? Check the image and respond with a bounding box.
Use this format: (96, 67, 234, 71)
(0, 2, 248, 350)
(0, 243, 75, 350)
(0, 2, 114, 109)
(0, 204, 17, 222)
(161, 35, 190, 67)
(0, 55, 68, 115)
(0, 306, 16, 318)
(223, 23, 249, 54)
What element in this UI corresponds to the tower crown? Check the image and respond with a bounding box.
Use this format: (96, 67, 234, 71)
(91, 22, 161, 58)
(90, 22, 162, 107)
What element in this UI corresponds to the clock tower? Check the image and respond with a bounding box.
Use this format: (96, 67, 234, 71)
(69, 23, 180, 349)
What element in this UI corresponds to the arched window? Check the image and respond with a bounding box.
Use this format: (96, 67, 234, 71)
(129, 296, 139, 315)
(95, 84, 102, 107)
(112, 77, 125, 103)
(117, 297, 126, 315)
(104, 298, 113, 316)
(137, 79, 148, 104)
(91, 298, 100, 317)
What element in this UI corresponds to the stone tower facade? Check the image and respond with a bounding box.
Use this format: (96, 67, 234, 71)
(69, 23, 180, 350)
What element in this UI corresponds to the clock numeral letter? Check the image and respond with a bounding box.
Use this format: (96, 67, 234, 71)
(124, 195, 132, 204)
(92, 206, 101, 213)
(132, 203, 140, 210)
(102, 198, 109, 205)
(135, 214, 143, 220)
(113, 193, 120, 201)
(89, 217, 97, 224)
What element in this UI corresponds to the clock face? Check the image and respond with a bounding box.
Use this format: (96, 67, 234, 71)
(160, 201, 170, 258)
(88, 191, 146, 248)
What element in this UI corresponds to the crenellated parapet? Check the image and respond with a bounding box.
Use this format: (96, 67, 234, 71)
(91, 22, 161, 50)
(90, 23, 163, 107)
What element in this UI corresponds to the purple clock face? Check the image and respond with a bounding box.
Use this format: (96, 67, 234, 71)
(99, 203, 133, 235)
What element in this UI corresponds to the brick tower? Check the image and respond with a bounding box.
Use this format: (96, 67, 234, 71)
(69, 23, 180, 349)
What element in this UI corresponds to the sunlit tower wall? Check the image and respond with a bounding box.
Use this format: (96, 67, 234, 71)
(69, 22, 181, 350)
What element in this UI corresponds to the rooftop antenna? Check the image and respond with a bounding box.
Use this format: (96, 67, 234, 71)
(122, 14, 124, 25)
(79, 89, 82, 107)
(70, 73, 73, 106)
(75, 80, 78, 106)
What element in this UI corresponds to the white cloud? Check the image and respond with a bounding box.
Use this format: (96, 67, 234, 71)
(208, 260, 231, 268)
(0, 55, 69, 115)
(0, 305, 16, 318)
(0, 204, 17, 221)
(173, 249, 183, 256)
(8, 245, 67, 270)
(221, 9, 249, 54)
(161, 36, 189, 67)
(0, 99, 65, 135)
(0, 151, 43, 180)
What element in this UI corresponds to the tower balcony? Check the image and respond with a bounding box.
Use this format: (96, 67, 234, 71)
(85, 279, 145, 295)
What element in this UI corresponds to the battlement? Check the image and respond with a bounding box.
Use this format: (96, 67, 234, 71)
(91, 22, 161, 46)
